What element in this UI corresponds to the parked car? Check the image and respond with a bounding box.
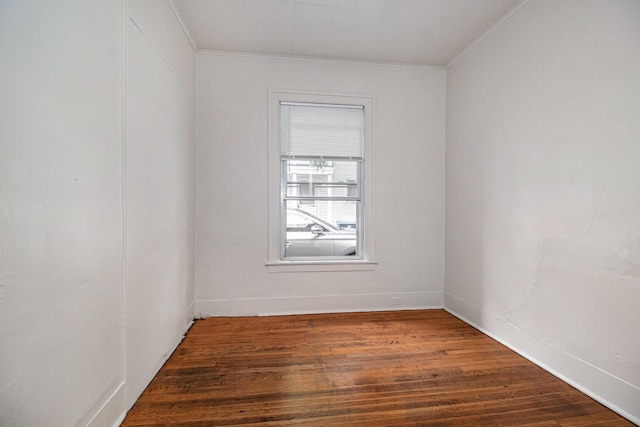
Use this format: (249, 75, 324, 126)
(286, 208, 356, 257)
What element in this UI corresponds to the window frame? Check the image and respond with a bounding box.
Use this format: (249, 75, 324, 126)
(267, 91, 376, 272)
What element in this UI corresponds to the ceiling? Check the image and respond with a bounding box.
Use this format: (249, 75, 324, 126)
(174, 0, 523, 66)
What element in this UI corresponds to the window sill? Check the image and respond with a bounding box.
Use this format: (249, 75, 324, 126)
(265, 260, 378, 273)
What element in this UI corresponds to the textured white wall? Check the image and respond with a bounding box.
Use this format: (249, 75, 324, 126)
(0, 1, 124, 425)
(196, 54, 445, 316)
(445, 0, 640, 422)
(124, 0, 196, 412)
(126, 0, 197, 324)
(124, 22, 182, 414)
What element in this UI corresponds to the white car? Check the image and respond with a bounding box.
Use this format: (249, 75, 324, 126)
(286, 208, 356, 257)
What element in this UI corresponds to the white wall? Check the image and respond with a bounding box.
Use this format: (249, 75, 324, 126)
(0, 1, 124, 425)
(445, 0, 640, 422)
(196, 54, 445, 316)
(123, 2, 196, 322)
(0, 1, 196, 425)
(124, 0, 196, 411)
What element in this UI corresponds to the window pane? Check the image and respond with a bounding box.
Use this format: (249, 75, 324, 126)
(285, 160, 359, 199)
(285, 201, 358, 257)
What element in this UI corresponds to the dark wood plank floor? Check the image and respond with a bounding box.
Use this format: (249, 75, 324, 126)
(122, 310, 634, 426)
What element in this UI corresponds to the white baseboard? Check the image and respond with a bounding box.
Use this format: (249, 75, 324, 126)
(83, 381, 126, 427)
(195, 291, 443, 317)
(185, 301, 195, 327)
(444, 293, 640, 425)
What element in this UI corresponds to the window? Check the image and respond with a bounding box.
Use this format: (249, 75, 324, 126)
(268, 91, 376, 270)
(282, 102, 362, 259)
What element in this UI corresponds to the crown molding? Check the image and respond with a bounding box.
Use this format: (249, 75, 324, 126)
(167, 0, 198, 52)
(197, 49, 445, 71)
(446, 0, 531, 69)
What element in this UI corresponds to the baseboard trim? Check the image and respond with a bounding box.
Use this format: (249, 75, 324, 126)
(185, 301, 195, 327)
(83, 381, 126, 427)
(195, 291, 443, 317)
(444, 293, 640, 425)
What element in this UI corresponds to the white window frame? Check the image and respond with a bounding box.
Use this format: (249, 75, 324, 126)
(267, 91, 376, 272)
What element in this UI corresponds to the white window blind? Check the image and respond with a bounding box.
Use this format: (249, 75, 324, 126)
(280, 102, 364, 159)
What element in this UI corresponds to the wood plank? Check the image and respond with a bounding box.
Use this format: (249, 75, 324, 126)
(122, 310, 634, 426)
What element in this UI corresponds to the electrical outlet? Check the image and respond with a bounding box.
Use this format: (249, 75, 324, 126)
(392, 298, 402, 306)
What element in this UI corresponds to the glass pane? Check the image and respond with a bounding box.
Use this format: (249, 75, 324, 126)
(285, 160, 358, 199)
(285, 200, 358, 257)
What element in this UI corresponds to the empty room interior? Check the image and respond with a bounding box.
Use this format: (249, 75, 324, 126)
(1, 0, 639, 425)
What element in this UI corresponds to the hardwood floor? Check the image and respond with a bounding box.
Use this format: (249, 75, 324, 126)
(122, 310, 633, 426)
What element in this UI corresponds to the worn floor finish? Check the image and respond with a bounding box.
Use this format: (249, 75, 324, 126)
(122, 310, 633, 426)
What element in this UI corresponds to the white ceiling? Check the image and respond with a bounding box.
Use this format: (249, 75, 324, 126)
(174, 0, 522, 66)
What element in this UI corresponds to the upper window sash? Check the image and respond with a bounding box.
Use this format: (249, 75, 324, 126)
(283, 158, 362, 202)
